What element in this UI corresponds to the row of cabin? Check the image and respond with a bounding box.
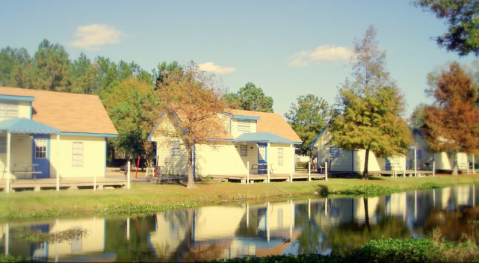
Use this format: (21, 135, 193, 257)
(0, 86, 303, 181)
(311, 126, 470, 174)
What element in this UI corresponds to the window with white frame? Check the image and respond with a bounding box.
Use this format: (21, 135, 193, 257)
(237, 120, 250, 132)
(240, 145, 247, 157)
(72, 142, 83, 167)
(70, 227, 82, 253)
(170, 140, 180, 156)
(0, 102, 19, 118)
(278, 148, 283, 166)
(35, 139, 47, 159)
(0, 135, 5, 153)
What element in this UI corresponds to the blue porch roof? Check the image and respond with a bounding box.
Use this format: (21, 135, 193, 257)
(234, 132, 295, 144)
(0, 118, 60, 134)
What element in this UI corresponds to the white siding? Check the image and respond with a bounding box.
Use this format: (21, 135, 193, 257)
(195, 143, 246, 176)
(267, 143, 295, 174)
(230, 118, 257, 137)
(0, 100, 30, 122)
(0, 134, 32, 180)
(49, 135, 106, 178)
(315, 129, 406, 172)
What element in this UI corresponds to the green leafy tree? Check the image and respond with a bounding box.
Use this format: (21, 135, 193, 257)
(329, 25, 412, 178)
(409, 103, 428, 129)
(422, 62, 479, 175)
(285, 94, 329, 163)
(101, 76, 158, 166)
(225, 82, 274, 112)
(413, 0, 479, 56)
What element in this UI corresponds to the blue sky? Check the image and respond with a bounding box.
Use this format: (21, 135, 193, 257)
(0, 0, 477, 118)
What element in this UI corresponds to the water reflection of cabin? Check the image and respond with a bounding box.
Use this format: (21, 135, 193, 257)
(1, 218, 110, 262)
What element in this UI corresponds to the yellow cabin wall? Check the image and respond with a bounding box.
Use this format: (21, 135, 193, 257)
(315, 129, 406, 172)
(266, 144, 295, 174)
(230, 118, 257, 137)
(0, 100, 31, 122)
(0, 134, 32, 180)
(48, 218, 105, 257)
(237, 143, 258, 173)
(49, 135, 106, 178)
(195, 144, 246, 176)
(194, 206, 245, 241)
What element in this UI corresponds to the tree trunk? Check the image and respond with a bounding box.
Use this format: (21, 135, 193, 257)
(363, 197, 371, 233)
(187, 142, 197, 189)
(363, 148, 370, 179)
(452, 152, 459, 176)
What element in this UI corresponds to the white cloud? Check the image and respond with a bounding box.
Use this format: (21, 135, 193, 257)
(198, 62, 236, 74)
(69, 24, 128, 50)
(289, 45, 352, 67)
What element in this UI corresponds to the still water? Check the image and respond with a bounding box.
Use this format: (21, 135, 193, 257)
(2, 184, 479, 262)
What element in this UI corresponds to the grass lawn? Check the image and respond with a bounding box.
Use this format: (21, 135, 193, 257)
(1, 174, 479, 219)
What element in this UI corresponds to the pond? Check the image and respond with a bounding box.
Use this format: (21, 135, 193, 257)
(2, 184, 479, 262)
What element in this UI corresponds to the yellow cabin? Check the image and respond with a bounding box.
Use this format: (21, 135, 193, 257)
(0, 87, 118, 184)
(149, 108, 302, 177)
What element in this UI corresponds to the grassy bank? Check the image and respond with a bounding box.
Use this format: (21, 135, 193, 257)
(1, 175, 479, 219)
(3, 236, 478, 262)
(200, 237, 479, 263)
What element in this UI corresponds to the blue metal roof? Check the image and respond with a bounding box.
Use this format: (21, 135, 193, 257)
(0, 118, 60, 134)
(234, 132, 294, 144)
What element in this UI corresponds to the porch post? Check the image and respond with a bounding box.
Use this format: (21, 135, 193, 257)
(267, 143, 270, 183)
(308, 162, 311, 182)
(246, 161, 249, 184)
(4, 223, 8, 255)
(266, 201, 270, 242)
(56, 134, 60, 191)
(127, 161, 131, 190)
(414, 149, 417, 177)
(290, 144, 294, 183)
(473, 154, 475, 174)
(6, 132, 11, 193)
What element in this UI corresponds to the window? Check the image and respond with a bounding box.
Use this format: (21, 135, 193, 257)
(0, 102, 18, 118)
(278, 148, 283, 166)
(35, 139, 47, 159)
(72, 142, 83, 167)
(237, 120, 250, 132)
(170, 141, 180, 156)
(70, 227, 82, 253)
(0, 135, 5, 153)
(240, 145, 247, 157)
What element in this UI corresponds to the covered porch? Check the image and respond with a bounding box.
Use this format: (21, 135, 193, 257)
(233, 132, 301, 183)
(0, 118, 60, 193)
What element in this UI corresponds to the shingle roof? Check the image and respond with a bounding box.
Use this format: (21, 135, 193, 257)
(225, 109, 302, 143)
(0, 87, 118, 135)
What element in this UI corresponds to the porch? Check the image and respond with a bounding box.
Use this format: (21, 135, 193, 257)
(224, 172, 326, 183)
(0, 176, 126, 192)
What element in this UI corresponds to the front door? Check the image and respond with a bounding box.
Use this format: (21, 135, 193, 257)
(32, 135, 50, 178)
(258, 143, 267, 174)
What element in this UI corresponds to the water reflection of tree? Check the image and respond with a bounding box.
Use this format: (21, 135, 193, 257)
(324, 198, 409, 256)
(424, 206, 479, 243)
(104, 215, 157, 262)
(294, 203, 330, 255)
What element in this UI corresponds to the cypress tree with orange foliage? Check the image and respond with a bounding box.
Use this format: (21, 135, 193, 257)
(422, 62, 479, 175)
